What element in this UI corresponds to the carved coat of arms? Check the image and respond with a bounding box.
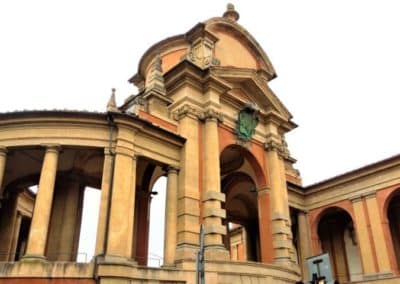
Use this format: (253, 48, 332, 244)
(236, 105, 259, 141)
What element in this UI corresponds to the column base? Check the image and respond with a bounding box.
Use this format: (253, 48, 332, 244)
(161, 263, 177, 269)
(98, 254, 137, 265)
(21, 254, 47, 262)
(204, 245, 230, 260)
(175, 244, 199, 261)
(273, 256, 292, 267)
(363, 271, 393, 281)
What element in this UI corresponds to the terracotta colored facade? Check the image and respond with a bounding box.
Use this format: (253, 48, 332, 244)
(0, 4, 399, 284)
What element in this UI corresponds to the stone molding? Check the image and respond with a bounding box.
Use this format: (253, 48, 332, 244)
(349, 191, 377, 203)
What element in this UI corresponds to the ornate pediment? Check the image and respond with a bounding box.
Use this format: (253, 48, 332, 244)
(211, 66, 294, 125)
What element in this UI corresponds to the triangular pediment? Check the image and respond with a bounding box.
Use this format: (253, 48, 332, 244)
(210, 66, 293, 122)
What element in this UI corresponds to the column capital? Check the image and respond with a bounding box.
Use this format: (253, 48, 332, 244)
(264, 140, 283, 152)
(297, 209, 309, 215)
(0, 146, 8, 155)
(114, 146, 136, 158)
(200, 108, 224, 123)
(41, 144, 61, 153)
(350, 195, 362, 203)
(172, 104, 203, 121)
(264, 133, 283, 154)
(165, 165, 180, 174)
(364, 191, 377, 199)
(104, 147, 115, 156)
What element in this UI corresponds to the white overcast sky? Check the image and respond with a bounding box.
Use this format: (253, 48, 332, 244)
(1, 0, 399, 186)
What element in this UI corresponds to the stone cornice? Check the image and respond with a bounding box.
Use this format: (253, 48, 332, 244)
(164, 60, 206, 94)
(305, 154, 400, 193)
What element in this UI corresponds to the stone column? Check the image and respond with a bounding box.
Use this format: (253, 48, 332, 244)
(10, 213, 22, 261)
(163, 166, 179, 266)
(257, 187, 273, 263)
(265, 130, 292, 265)
(58, 181, 84, 261)
(202, 110, 228, 259)
(351, 197, 376, 275)
(134, 191, 151, 265)
(24, 144, 60, 260)
(298, 211, 312, 279)
(105, 148, 137, 261)
(0, 147, 7, 199)
(364, 193, 392, 276)
(95, 148, 113, 256)
(174, 106, 201, 260)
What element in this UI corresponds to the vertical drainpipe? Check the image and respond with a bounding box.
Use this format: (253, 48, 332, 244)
(95, 112, 116, 283)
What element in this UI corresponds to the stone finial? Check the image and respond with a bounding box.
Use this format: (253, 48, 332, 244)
(223, 3, 239, 22)
(107, 88, 118, 112)
(146, 54, 166, 95)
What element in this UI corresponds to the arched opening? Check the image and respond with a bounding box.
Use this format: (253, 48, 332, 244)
(0, 147, 104, 262)
(0, 185, 36, 261)
(132, 159, 167, 267)
(220, 145, 265, 262)
(387, 191, 400, 271)
(147, 176, 167, 267)
(317, 207, 362, 282)
(289, 208, 300, 265)
(76, 187, 101, 262)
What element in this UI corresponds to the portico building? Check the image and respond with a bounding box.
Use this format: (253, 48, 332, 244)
(0, 4, 399, 284)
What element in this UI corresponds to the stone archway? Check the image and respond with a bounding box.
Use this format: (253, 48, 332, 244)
(220, 144, 269, 263)
(387, 191, 400, 272)
(222, 172, 260, 261)
(317, 207, 362, 283)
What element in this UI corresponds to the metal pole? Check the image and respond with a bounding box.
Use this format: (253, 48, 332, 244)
(196, 224, 205, 284)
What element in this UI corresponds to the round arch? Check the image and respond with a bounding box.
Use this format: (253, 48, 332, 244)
(220, 144, 266, 189)
(384, 188, 400, 272)
(315, 206, 362, 283)
(310, 204, 356, 242)
(382, 187, 400, 221)
(221, 170, 260, 262)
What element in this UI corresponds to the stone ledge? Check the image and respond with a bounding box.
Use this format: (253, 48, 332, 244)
(203, 224, 226, 235)
(203, 208, 226, 218)
(0, 261, 94, 278)
(202, 191, 225, 202)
